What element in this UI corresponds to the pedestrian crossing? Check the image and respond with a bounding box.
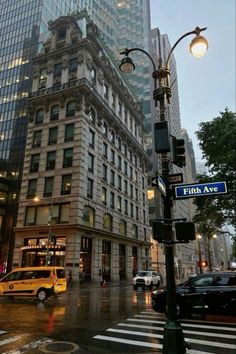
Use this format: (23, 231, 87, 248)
(93, 310, 236, 353)
(0, 330, 52, 354)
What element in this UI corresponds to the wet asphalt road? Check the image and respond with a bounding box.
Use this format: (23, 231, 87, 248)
(0, 283, 235, 353)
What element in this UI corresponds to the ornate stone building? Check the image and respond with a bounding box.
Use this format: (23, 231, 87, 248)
(13, 16, 151, 283)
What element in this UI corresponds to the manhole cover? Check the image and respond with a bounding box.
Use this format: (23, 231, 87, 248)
(39, 341, 79, 353)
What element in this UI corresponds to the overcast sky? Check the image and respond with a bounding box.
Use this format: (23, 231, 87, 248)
(150, 0, 236, 163)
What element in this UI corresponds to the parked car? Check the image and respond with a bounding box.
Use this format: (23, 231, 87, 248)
(133, 270, 161, 290)
(0, 266, 67, 301)
(152, 271, 236, 316)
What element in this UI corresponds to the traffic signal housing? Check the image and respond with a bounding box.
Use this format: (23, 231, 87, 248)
(172, 137, 186, 167)
(175, 222, 195, 242)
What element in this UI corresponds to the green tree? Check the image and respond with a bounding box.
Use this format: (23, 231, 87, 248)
(195, 109, 236, 229)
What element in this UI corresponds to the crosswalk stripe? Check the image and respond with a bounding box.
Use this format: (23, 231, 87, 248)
(0, 334, 27, 346)
(131, 317, 236, 332)
(107, 328, 236, 350)
(93, 335, 162, 349)
(0, 331, 7, 335)
(117, 322, 236, 339)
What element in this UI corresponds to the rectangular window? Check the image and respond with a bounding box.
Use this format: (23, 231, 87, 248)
(46, 151, 56, 170)
(87, 178, 93, 199)
(118, 155, 122, 170)
(118, 175, 122, 190)
(54, 62, 62, 77)
(136, 206, 139, 220)
(27, 179, 37, 199)
(130, 184, 133, 198)
(124, 199, 128, 215)
(102, 187, 107, 204)
(48, 127, 58, 145)
(64, 123, 74, 142)
(103, 142, 108, 158)
(130, 166, 133, 179)
(39, 67, 47, 89)
(124, 180, 128, 194)
(124, 161, 128, 175)
(30, 154, 40, 172)
(88, 153, 94, 173)
(135, 187, 139, 200)
(117, 196, 122, 211)
(91, 67, 96, 82)
(63, 148, 73, 168)
(69, 58, 77, 73)
(130, 203, 134, 217)
(25, 207, 36, 225)
(102, 164, 107, 181)
(89, 129, 95, 148)
(61, 175, 72, 195)
(44, 177, 54, 197)
(33, 130, 42, 147)
(110, 170, 115, 186)
(110, 191, 115, 209)
(111, 149, 115, 164)
(104, 83, 108, 99)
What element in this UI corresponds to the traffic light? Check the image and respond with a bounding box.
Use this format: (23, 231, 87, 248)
(154, 121, 171, 153)
(152, 221, 165, 243)
(175, 222, 195, 242)
(172, 137, 186, 167)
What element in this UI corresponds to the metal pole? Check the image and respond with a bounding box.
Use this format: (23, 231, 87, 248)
(198, 238, 203, 274)
(207, 236, 212, 271)
(46, 195, 53, 265)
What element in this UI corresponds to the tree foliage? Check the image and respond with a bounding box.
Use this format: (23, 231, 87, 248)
(194, 109, 236, 231)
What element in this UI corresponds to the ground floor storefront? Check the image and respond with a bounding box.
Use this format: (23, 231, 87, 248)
(13, 225, 151, 283)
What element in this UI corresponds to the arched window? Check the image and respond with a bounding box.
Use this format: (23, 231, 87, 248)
(132, 224, 138, 239)
(82, 206, 95, 227)
(103, 213, 113, 232)
(35, 109, 44, 124)
(66, 101, 76, 117)
(119, 219, 127, 236)
(50, 105, 60, 120)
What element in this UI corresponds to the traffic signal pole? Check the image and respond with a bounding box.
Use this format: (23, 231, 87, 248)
(153, 65, 187, 354)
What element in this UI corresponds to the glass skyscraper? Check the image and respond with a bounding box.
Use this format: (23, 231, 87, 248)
(0, 0, 152, 272)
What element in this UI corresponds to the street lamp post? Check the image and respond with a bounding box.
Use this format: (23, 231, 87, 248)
(119, 27, 208, 354)
(207, 234, 217, 271)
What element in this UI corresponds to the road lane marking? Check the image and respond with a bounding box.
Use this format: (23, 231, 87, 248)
(107, 327, 236, 349)
(0, 334, 27, 346)
(130, 317, 236, 332)
(0, 331, 7, 335)
(93, 335, 162, 349)
(117, 322, 235, 339)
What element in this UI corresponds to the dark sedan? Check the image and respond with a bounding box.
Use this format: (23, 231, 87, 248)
(152, 271, 236, 316)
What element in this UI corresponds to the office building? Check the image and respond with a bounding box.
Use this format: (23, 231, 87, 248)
(13, 16, 151, 282)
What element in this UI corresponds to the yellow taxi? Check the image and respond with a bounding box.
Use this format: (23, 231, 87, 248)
(0, 266, 67, 301)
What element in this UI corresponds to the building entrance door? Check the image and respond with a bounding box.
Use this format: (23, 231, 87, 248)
(80, 237, 92, 281)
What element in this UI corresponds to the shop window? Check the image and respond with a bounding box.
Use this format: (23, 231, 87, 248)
(103, 214, 112, 232)
(66, 101, 76, 117)
(64, 123, 74, 142)
(82, 206, 95, 227)
(35, 109, 44, 125)
(50, 105, 59, 120)
(61, 175, 72, 195)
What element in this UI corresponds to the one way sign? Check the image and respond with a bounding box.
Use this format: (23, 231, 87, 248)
(152, 175, 166, 196)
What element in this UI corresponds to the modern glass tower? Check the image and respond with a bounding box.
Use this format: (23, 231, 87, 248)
(0, 0, 152, 272)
